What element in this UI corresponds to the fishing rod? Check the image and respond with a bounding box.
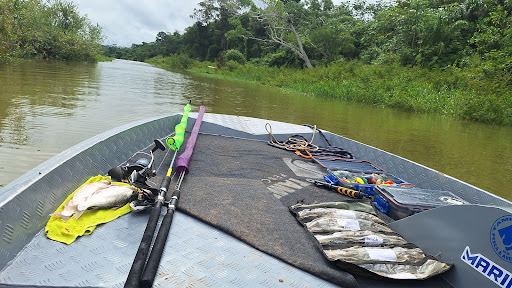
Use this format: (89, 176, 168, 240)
(124, 101, 191, 288)
(139, 103, 205, 288)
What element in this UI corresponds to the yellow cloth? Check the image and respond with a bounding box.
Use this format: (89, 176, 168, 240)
(45, 175, 133, 245)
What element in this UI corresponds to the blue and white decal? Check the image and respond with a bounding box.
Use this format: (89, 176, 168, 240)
(491, 215, 512, 263)
(461, 246, 512, 288)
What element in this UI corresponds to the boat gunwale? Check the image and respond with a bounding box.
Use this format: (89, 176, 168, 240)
(321, 130, 512, 207)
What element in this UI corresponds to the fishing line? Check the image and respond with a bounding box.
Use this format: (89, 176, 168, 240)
(139, 103, 205, 288)
(124, 102, 192, 288)
(146, 142, 172, 187)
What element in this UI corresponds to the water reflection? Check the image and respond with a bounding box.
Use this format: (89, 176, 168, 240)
(0, 60, 188, 186)
(180, 70, 512, 200)
(0, 61, 98, 146)
(0, 60, 510, 203)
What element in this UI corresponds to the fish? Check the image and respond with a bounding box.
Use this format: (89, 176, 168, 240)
(51, 179, 111, 222)
(73, 184, 136, 220)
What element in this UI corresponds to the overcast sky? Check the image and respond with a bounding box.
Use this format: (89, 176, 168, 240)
(72, 0, 201, 47)
(72, 0, 358, 47)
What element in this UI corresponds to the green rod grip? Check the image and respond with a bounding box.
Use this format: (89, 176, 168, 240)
(166, 103, 191, 151)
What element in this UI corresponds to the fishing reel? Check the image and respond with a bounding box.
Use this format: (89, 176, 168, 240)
(130, 189, 158, 211)
(108, 139, 166, 188)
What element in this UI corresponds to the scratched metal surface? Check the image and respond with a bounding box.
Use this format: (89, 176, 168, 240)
(0, 113, 510, 287)
(0, 210, 337, 288)
(0, 113, 339, 287)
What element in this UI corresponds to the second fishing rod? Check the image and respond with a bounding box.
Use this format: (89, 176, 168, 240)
(139, 102, 205, 288)
(124, 101, 191, 288)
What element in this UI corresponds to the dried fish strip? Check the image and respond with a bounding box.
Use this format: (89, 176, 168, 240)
(305, 217, 393, 233)
(315, 230, 408, 247)
(290, 202, 452, 280)
(297, 208, 385, 224)
(358, 259, 452, 280)
(324, 246, 425, 264)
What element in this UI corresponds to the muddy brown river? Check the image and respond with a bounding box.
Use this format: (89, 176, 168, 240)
(1, 59, 510, 200)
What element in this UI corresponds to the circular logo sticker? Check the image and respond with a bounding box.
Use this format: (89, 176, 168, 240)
(490, 215, 512, 263)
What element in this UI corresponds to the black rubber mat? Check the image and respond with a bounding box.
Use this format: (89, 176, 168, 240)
(169, 134, 359, 287)
(148, 133, 451, 288)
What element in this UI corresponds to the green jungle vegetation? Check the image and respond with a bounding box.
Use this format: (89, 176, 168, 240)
(0, 0, 104, 62)
(104, 0, 512, 125)
(1, 0, 510, 124)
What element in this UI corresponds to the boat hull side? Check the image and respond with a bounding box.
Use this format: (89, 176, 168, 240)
(323, 131, 511, 207)
(0, 114, 181, 269)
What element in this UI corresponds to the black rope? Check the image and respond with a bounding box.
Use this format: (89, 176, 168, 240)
(302, 124, 333, 147)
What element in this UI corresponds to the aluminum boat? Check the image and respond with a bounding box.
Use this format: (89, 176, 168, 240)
(0, 112, 511, 288)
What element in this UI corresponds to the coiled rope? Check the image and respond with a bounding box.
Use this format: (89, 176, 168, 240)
(265, 123, 354, 159)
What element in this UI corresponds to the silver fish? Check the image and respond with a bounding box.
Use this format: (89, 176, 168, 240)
(74, 184, 136, 220)
(51, 179, 111, 222)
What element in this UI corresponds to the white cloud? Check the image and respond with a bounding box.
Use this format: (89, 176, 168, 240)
(71, 0, 376, 47)
(72, 0, 201, 47)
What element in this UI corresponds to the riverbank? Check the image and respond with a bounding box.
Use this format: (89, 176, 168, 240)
(95, 54, 114, 62)
(146, 56, 511, 126)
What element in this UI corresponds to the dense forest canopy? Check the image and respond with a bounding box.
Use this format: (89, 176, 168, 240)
(103, 0, 511, 79)
(101, 0, 510, 125)
(0, 0, 103, 61)
(0, 0, 509, 124)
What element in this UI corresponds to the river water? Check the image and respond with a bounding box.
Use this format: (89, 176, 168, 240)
(1, 59, 511, 201)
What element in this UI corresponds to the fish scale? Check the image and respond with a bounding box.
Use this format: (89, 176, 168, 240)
(51, 180, 136, 222)
(77, 185, 135, 212)
(51, 179, 111, 221)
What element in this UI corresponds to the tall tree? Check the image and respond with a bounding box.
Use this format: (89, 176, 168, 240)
(0, 0, 103, 61)
(191, 0, 252, 56)
(252, 0, 313, 68)
(192, 0, 252, 24)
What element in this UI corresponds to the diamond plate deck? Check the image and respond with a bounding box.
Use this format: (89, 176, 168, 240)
(0, 113, 510, 288)
(0, 211, 337, 288)
(0, 115, 179, 270)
